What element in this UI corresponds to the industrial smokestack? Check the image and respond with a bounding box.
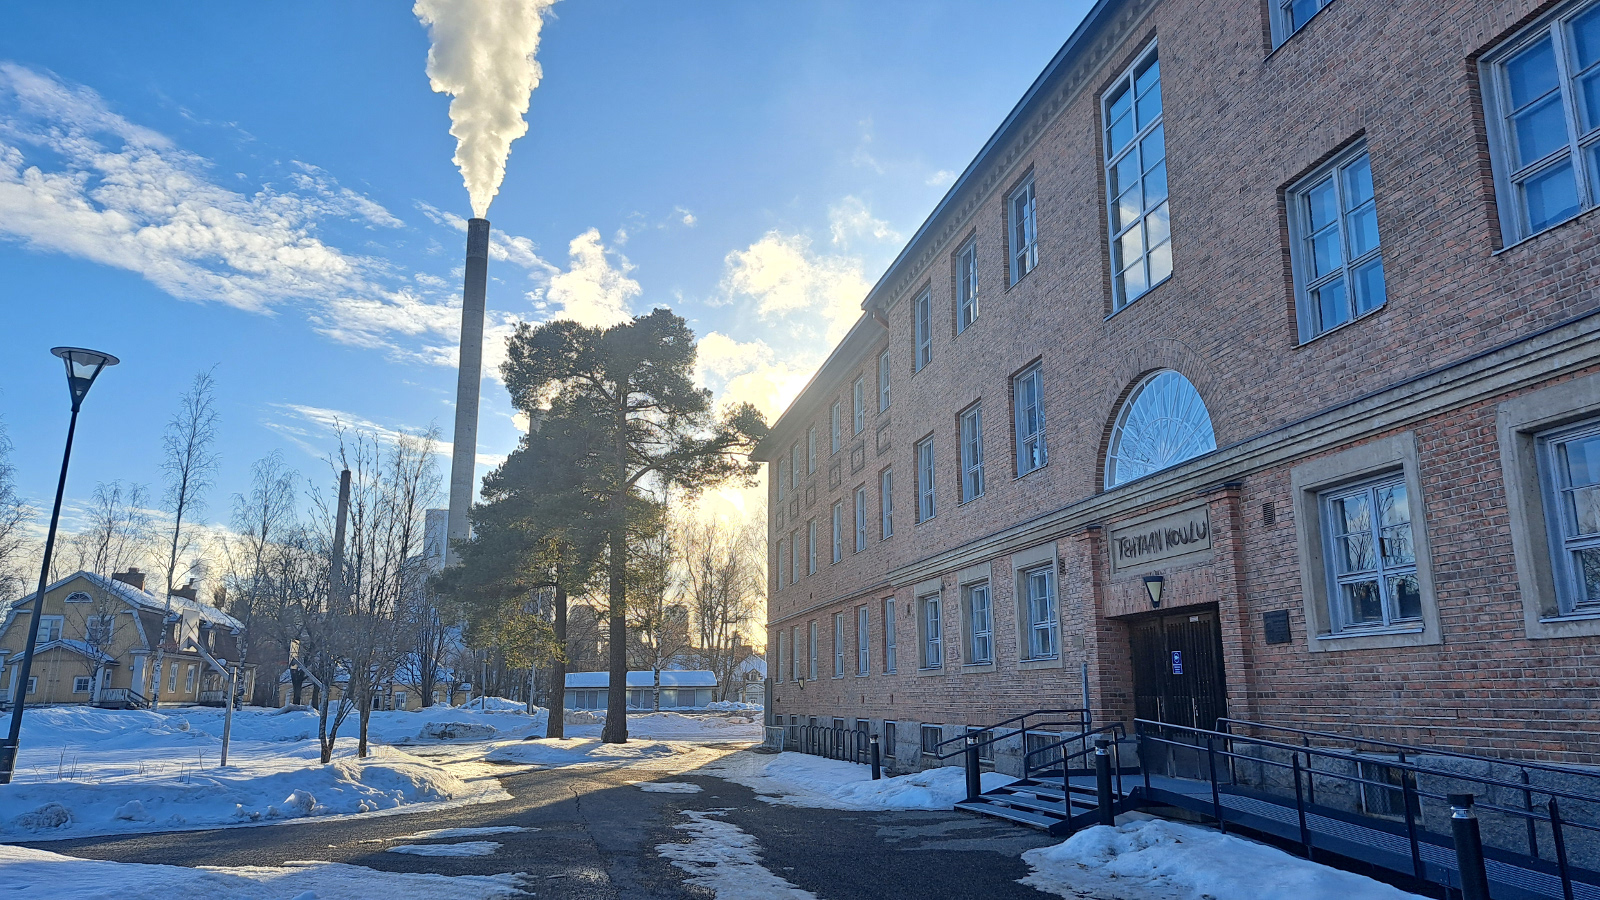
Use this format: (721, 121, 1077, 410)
(445, 217, 490, 567)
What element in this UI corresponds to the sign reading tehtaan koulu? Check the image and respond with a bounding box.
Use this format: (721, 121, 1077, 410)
(1109, 506, 1212, 572)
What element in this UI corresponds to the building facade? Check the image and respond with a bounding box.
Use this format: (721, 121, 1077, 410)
(757, 0, 1600, 771)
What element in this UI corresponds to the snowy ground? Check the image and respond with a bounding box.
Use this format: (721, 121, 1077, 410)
(705, 750, 1016, 810)
(1022, 817, 1427, 900)
(0, 703, 539, 841)
(0, 844, 528, 900)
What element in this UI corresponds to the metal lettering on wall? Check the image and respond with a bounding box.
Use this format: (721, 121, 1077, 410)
(1109, 506, 1212, 572)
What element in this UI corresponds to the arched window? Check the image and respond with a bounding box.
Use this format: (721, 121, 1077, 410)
(1105, 370, 1217, 488)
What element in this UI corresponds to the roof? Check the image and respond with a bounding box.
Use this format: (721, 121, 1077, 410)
(565, 670, 719, 689)
(6, 571, 244, 632)
(32, 639, 116, 665)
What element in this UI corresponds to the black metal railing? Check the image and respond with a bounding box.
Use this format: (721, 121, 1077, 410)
(785, 723, 874, 765)
(1023, 722, 1130, 799)
(1137, 719, 1600, 899)
(931, 708, 1091, 762)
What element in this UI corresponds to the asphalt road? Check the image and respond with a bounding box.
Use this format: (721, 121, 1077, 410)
(17, 745, 1089, 899)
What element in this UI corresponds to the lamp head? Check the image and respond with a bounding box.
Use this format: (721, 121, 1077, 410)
(1143, 574, 1165, 608)
(50, 347, 119, 409)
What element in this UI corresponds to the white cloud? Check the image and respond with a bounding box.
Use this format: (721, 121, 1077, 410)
(288, 161, 404, 228)
(720, 230, 867, 345)
(267, 403, 503, 470)
(828, 195, 900, 247)
(541, 227, 639, 328)
(695, 332, 812, 423)
(677, 207, 697, 227)
(926, 169, 956, 187)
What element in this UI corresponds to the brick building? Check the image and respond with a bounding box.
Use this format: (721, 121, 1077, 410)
(755, 0, 1600, 771)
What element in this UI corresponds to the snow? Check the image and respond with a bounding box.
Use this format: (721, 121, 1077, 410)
(582, 710, 763, 742)
(387, 841, 501, 857)
(638, 781, 703, 793)
(454, 696, 530, 713)
(1022, 818, 1427, 900)
(705, 700, 761, 712)
(0, 844, 527, 899)
(656, 810, 818, 899)
(706, 751, 1015, 810)
(0, 704, 535, 841)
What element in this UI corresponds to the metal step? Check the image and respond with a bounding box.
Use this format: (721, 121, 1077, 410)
(1000, 779, 1098, 801)
(980, 791, 1094, 818)
(955, 799, 1076, 835)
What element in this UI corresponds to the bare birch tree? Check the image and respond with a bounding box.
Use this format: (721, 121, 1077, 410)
(678, 511, 765, 700)
(0, 420, 34, 599)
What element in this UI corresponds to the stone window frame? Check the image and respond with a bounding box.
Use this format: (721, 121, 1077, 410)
(1012, 543, 1063, 671)
(1498, 371, 1600, 638)
(1292, 431, 1443, 652)
(958, 562, 996, 672)
(914, 578, 944, 674)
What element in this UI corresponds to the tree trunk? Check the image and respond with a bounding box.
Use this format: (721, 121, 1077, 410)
(357, 687, 372, 758)
(601, 511, 629, 744)
(317, 688, 334, 763)
(290, 666, 306, 706)
(548, 580, 567, 739)
(653, 666, 661, 712)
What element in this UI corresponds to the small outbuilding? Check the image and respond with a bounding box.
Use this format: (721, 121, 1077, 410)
(565, 670, 719, 711)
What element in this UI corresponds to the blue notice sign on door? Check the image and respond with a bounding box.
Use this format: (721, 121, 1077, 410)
(1170, 650, 1183, 675)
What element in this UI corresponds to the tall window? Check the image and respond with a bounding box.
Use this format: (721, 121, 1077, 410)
(790, 530, 800, 585)
(854, 485, 868, 552)
(965, 582, 993, 665)
(807, 426, 817, 473)
(791, 443, 800, 491)
(1023, 565, 1059, 659)
(34, 616, 63, 645)
(831, 401, 842, 454)
(833, 613, 845, 677)
(1290, 147, 1385, 342)
(1106, 370, 1216, 488)
(960, 405, 985, 502)
(1104, 43, 1170, 310)
(883, 598, 897, 673)
(1009, 178, 1038, 283)
(879, 350, 892, 411)
(857, 605, 870, 675)
(914, 289, 933, 371)
(776, 538, 786, 587)
(1320, 475, 1421, 630)
(791, 626, 801, 680)
(880, 468, 894, 538)
(957, 238, 979, 332)
(776, 459, 787, 501)
(916, 437, 936, 522)
(1540, 420, 1600, 613)
(1271, 0, 1335, 46)
(919, 593, 942, 669)
(831, 501, 844, 563)
(774, 632, 784, 683)
(807, 520, 817, 574)
(853, 377, 866, 434)
(1483, 3, 1600, 243)
(1014, 363, 1047, 475)
(808, 621, 819, 680)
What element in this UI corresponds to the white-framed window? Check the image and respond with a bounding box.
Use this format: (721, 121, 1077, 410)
(832, 501, 844, 563)
(1022, 564, 1059, 659)
(857, 605, 870, 675)
(774, 631, 784, 683)
(394, 691, 408, 709)
(1104, 42, 1171, 311)
(854, 485, 868, 552)
(1271, 0, 1335, 46)
(1014, 363, 1047, 475)
(1009, 178, 1038, 284)
(1320, 474, 1422, 631)
(184, 664, 196, 693)
(921, 724, 944, 755)
(831, 401, 842, 454)
(880, 468, 894, 538)
(776, 459, 787, 502)
(833, 613, 845, 677)
(883, 599, 897, 673)
(1482, 2, 1600, 244)
(790, 530, 800, 585)
(72, 675, 92, 694)
(791, 626, 801, 680)
(852, 377, 865, 434)
(956, 237, 979, 332)
(809, 621, 819, 680)
(85, 615, 114, 645)
(168, 661, 179, 693)
(25, 676, 36, 695)
(914, 288, 933, 372)
(916, 437, 936, 523)
(964, 581, 993, 665)
(878, 350, 891, 411)
(807, 426, 817, 473)
(34, 615, 63, 646)
(919, 593, 942, 669)
(1539, 420, 1600, 613)
(960, 404, 985, 502)
(777, 538, 787, 587)
(790, 443, 800, 491)
(807, 520, 817, 575)
(1289, 145, 1385, 342)
(1106, 370, 1217, 488)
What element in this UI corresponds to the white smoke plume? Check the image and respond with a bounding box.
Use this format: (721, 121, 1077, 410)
(414, 0, 557, 218)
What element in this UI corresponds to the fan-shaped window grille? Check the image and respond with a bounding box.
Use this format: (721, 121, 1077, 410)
(65, 591, 93, 603)
(1105, 370, 1217, 488)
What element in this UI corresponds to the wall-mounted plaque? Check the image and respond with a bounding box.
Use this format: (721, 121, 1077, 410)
(1108, 504, 1212, 573)
(1263, 609, 1291, 645)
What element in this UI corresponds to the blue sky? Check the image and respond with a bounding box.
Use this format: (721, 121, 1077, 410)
(0, 1, 1089, 537)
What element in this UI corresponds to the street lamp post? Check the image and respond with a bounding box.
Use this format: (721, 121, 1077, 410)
(0, 347, 118, 785)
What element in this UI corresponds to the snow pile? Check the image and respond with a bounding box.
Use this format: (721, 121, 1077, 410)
(585, 711, 762, 742)
(0, 844, 527, 899)
(1022, 819, 1426, 900)
(484, 737, 680, 767)
(707, 752, 1014, 810)
(395, 825, 531, 840)
(705, 700, 761, 712)
(455, 696, 532, 714)
(657, 810, 818, 899)
(564, 709, 604, 725)
(638, 782, 703, 793)
(387, 841, 501, 857)
(0, 705, 520, 841)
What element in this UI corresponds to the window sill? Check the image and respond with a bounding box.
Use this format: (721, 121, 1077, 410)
(959, 493, 984, 506)
(962, 662, 997, 674)
(915, 666, 945, 677)
(1527, 609, 1600, 640)
(1493, 203, 1600, 255)
(1102, 272, 1173, 323)
(1015, 463, 1047, 480)
(1017, 656, 1063, 672)
(1311, 622, 1436, 652)
(1007, 261, 1039, 292)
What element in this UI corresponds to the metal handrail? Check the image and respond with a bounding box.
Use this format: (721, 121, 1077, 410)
(784, 723, 873, 765)
(931, 708, 1090, 760)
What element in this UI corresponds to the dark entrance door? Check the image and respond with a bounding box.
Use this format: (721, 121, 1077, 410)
(1129, 607, 1228, 777)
